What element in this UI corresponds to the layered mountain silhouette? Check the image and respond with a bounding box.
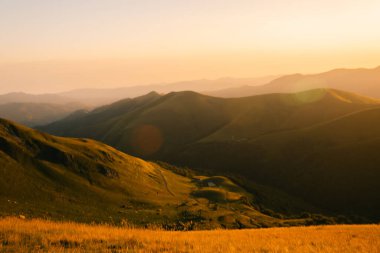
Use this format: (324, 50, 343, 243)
(58, 76, 277, 106)
(41, 89, 380, 219)
(0, 77, 276, 107)
(206, 66, 380, 98)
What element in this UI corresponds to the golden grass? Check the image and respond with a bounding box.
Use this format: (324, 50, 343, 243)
(0, 217, 379, 253)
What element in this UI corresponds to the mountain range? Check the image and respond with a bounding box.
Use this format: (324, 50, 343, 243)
(40, 88, 380, 220)
(0, 77, 276, 126)
(2, 65, 380, 126)
(0, 76, 276, 106)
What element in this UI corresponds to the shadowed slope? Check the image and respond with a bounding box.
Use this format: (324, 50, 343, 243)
(178, 107, 380, 218)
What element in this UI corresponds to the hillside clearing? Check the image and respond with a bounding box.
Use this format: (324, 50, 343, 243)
(0, 217, 379, 252)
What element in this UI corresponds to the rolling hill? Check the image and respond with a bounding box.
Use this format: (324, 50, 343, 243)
(40, 89, 380, 220)
(1, 118, 316, 229)
(206, 66, 380, 98)
(0, 118, 187, 222)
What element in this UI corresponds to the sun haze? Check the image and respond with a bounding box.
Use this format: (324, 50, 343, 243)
(0, 0, 380, 93)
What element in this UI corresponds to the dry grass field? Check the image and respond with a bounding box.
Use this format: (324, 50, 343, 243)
(0, 217, 379, 252)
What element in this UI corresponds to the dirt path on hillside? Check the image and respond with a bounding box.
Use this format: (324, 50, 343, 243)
(157, 169, 176, 197)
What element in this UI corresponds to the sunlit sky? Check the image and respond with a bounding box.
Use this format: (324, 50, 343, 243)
(1, 0, 380, 93)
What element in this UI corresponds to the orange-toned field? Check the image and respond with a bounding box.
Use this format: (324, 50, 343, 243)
(0, 217, 379, 252)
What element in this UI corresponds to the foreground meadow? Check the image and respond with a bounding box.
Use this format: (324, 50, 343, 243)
(0, 217, 379, 252)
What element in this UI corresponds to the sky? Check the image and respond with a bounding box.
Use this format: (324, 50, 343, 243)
(1, 0, 380, 94)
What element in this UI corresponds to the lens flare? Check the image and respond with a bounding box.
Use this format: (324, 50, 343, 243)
(292, 77, 328, 94)
(131, 124, 163, 156)
(293, 88, 327, 104)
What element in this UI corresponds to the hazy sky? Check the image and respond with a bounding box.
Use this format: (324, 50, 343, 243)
(1, 0, 380, 93)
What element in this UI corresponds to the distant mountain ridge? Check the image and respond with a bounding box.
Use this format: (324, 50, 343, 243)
(3, 65, 380, 107)
(58, 76, 277, 105)
(0, 76, 277, 107)
(206, 66, 380, 98)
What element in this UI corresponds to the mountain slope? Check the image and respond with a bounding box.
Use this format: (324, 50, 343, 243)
(206, 66, 380, 98)
(0, 118, 188, 212)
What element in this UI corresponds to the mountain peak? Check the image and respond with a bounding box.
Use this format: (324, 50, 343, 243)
(167, 90, 201, 96)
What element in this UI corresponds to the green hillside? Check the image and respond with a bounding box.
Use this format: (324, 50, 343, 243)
(0, 118, 187, 221)
(1, 118, 318, 229)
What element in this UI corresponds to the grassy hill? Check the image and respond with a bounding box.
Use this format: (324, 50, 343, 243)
(207, 66, 380, 98)
(1, 118, 319, 229)
(0, 118, 188, 224)
(40, 89, 380, 220)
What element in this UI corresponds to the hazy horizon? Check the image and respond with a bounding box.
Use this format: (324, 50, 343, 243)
(0, 70, 279, 95)
(1, 0, 380, 94)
